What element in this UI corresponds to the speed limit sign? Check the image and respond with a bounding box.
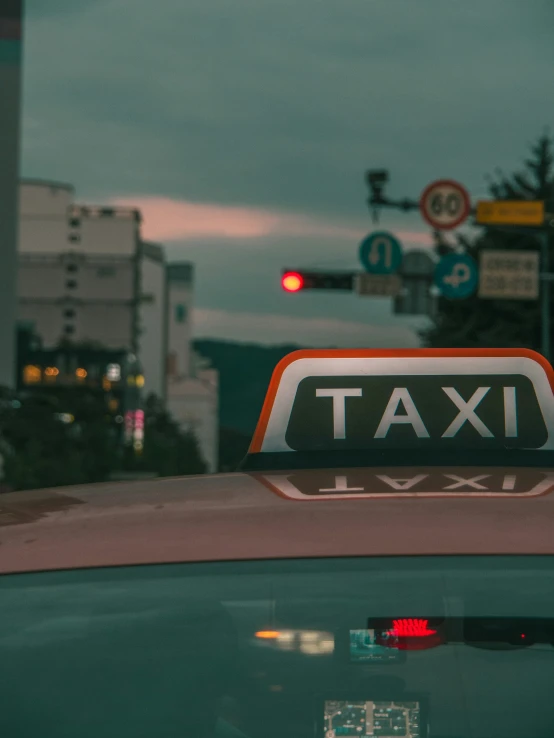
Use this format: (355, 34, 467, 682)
(419, 179, 471, 230)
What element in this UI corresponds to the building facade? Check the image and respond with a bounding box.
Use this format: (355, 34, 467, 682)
(18, 252, 137, 350)
(166, 263, 194, 378)
(17, 180, 219, 472)
(138, 242, 167, 402)
(166, 264, 218, 473)
(18, 179, 166, 400)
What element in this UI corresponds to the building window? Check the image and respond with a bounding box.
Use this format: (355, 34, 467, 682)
(97, 266, 116, 278)
(68, 234, 81, 243)
(69, 217, 80, 228)
(63, 308, 76, 319)
(167, 352, 177, 377)
(64, 324, 75, 335)
(106, 363, 121, 381)
(175, 304, 187, 323)
(66, 279, 77, 289)
(66, 263, 78, 273)
(23, 365, 42, 385)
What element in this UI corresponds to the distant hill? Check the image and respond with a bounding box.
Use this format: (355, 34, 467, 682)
(194, 339, 300, 436)
(194, 339, 303, 470)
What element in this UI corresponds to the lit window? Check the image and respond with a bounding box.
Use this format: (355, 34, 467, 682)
(106, 363, 121, 381)
(44, 367, 59, 380)
(136, 374, 145, 388)
(23, 365, 41, 384)
(76, 368, 87, 379)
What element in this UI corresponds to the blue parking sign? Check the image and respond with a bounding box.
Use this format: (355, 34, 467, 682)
(359, 232, 403, 275)
(435, 253, 478, 299)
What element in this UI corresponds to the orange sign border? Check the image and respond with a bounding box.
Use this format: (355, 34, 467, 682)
(249, 348, 554, 454)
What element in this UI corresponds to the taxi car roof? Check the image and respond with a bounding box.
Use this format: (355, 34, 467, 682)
(2, 467, 554, 575)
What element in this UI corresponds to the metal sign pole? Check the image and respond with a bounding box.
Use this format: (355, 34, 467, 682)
(541, 230, 551, 362)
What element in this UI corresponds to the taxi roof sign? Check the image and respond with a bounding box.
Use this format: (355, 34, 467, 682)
(246, 349, 554, 468)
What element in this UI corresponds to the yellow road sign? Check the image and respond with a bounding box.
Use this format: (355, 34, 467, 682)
(476, 200, 544, 227)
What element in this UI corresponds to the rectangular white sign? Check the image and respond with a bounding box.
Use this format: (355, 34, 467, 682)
(479, 250, 539, 300)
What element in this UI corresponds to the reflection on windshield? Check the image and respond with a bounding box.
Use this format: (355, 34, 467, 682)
(2, 556, 554, 737)
(255, 628, 335, 655)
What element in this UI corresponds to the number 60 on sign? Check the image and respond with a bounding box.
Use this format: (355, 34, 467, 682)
(420, 179, 471, 231)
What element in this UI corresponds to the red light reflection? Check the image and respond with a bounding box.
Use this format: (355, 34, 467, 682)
(388, 618, 437, 638)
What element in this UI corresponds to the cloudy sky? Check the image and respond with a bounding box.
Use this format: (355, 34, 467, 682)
(21, 0, 553, 346)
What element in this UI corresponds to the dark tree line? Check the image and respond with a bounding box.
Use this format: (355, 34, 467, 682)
(0, 389, 205, 492)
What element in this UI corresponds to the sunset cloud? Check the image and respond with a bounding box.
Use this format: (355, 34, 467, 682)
(112, 195, 433, 245)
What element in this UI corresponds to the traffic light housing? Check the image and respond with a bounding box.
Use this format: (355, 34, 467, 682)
(281, 270, 354, 292)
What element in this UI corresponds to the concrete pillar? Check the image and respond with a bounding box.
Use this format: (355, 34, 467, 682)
(0, 0, 23, 388)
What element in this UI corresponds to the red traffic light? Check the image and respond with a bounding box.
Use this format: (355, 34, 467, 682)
(282, 272, 304, 292)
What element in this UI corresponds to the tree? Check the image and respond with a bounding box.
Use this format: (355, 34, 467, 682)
(0, 387, 116, 491)
(124, 394, 207, 477)
(422, 135, 554, 351)
(59, 387, 119, 482)
(218, 426, 251, 472)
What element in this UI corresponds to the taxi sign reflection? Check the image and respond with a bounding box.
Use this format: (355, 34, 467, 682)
(256, 468, 554, 500)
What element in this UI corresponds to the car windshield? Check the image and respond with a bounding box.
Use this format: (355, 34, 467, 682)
(2, 556, 554, 738)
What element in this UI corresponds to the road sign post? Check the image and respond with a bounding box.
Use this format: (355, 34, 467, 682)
(393, 250, 436, 316)
(541, 231, 550, 362)
(365, 172, 554, 360)
(476, 200, 550, 359)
